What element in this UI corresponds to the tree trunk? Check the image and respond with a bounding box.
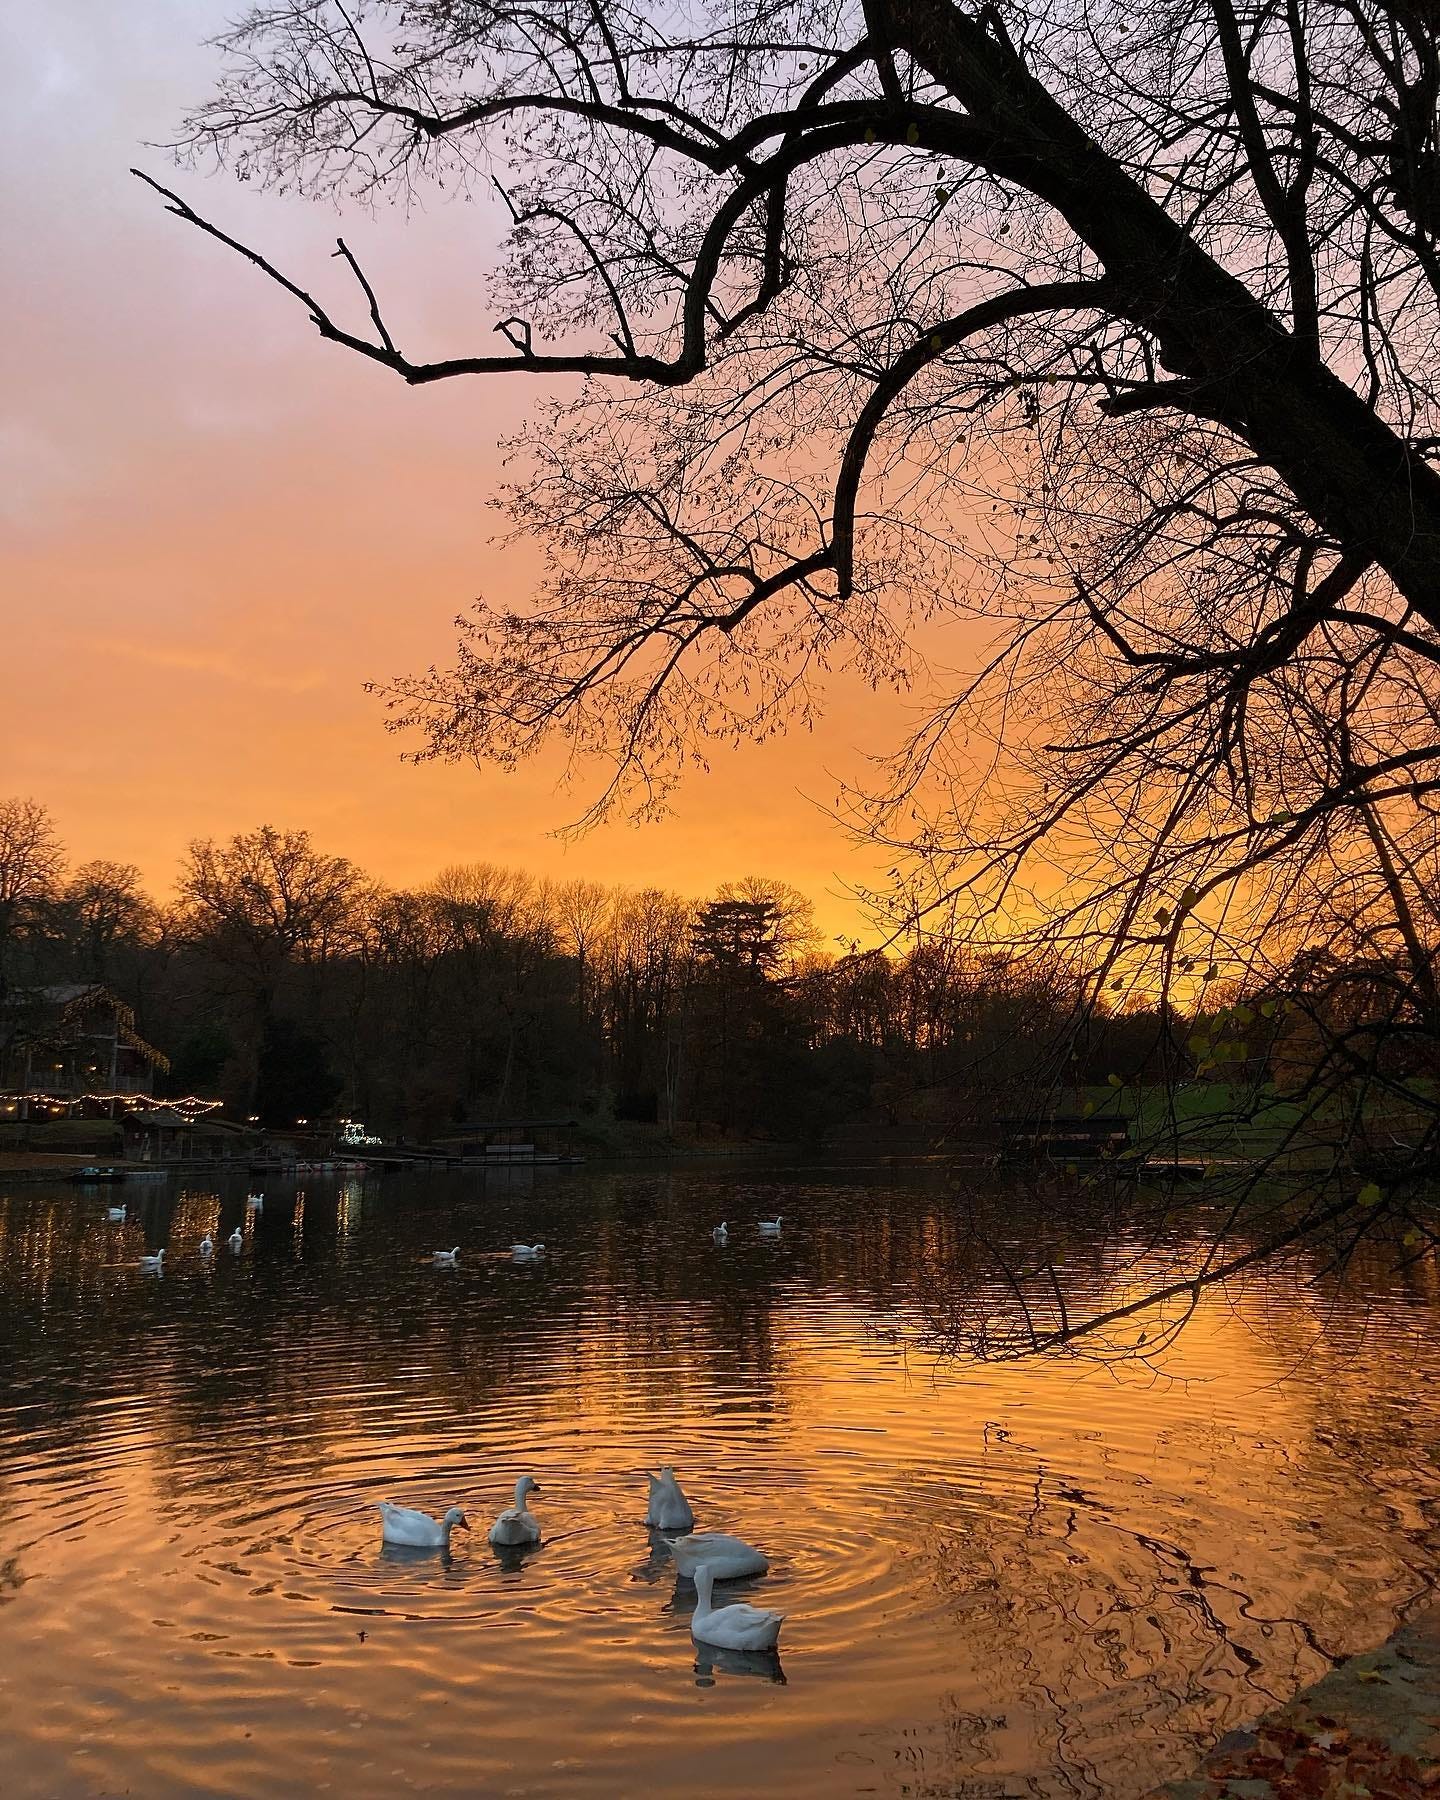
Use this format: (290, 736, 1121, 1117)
(890, 0, 1440, 619)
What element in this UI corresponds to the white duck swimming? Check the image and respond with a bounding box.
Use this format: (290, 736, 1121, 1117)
(227, 1227, 244, 1252)
(376, 1501, 470, 1549)
(645, 1466, 695, 1532)
(246, 1192, 264, 1210)
(670, 1531, 769, 1581)
(758, 1216, 783, 1236)
(488, 1476, 543, 1546)
(712, 1221, 729, 1243)
(432, 1246, 459, 1266)
(138, 1249, 165, 1273)
(199, 1235, 214, 1256)
(510, 1242, 545, 1262)
(690, 1563, 784, 1651)
(107, 1204, 127, 1222)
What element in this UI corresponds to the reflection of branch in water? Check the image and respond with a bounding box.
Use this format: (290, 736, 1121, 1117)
(982, 1438, 1332, 1696)
(0, 1553, 26, 1604)
(886, 1692, 1036, 1800)
(917, 1183, 1387, 1365)
(1055, 1479, 1343, 1688)
(905, 1455, 1357, 1798)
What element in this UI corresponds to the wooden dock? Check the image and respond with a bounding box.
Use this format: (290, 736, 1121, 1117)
(997, 1115, 1131, 1164)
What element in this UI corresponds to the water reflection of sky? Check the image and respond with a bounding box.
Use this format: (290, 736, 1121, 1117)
(1, 1164, 1438, 1799)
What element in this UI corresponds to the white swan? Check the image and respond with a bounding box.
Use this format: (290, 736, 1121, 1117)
(670, 1532, 769, 1581)
(758, 1216, 783, 1236)
(246, 1192, 264, 1210)
(488, 1476, 543, 1546)
(712, 1221, 729, 1243)
(199, 1235, 214, 1256)
(432, 1246, 459, 1266)
(107, 1204, 127, 1222)
(227, 1227, 244, 1252)
(138, 1249, 165, 1272)
(377, 1501, 469, 1549)
(645, 1466, 695, 1532)
(510, 1242, 545, 1261)
(691, 1563, 784, 1651)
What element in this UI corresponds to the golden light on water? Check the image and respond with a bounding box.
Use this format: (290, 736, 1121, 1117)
(3, 1168, 1440, 1797)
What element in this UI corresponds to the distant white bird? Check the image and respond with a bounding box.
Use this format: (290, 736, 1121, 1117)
(690, 1563, 784, 1651)
(227, 1227, 244, 1253)
(488, 1476, 543, 1546)
(670, 1532, 769, 1582)
(712, 1221, 729, 1243)
(758, 1216, 783, 1237)
(377, 1502, 470, 1550)
(199, 1235, 214, 1256)
(107, 1205, 127, 1222)
(510, 1242, 545, 1261)
(432, 1246, 459, 1266)
(246, 1192, 264, 1210)
(645, 1466, 695, 1532)
(138, 1249, 165, 1273)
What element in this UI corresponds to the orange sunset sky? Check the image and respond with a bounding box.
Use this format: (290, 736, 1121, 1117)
(2, 3, 983, 941)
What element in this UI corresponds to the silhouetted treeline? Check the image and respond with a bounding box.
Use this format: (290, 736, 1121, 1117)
(0, 804, 1195, 1139)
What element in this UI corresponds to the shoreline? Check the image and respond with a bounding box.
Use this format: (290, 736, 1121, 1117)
(1146, 1604, 1440, 1796)
(0, 1142, 805, 1183)
(0, 1153, 252, 1184)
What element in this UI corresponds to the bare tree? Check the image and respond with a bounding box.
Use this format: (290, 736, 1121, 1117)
(550, 876, 614, 1083)
(0, 799, 65, 998)
(139, 0, 1440, 1336)
(425, 861, 560, 1110)
(60, 861, 155, 986)
(601, 885, 695, 1113)
(177, 825, 366, 1104)
(139, 0, 1440, 893)
(140, 0, 1440, 746)
(179, 827, 365, 985)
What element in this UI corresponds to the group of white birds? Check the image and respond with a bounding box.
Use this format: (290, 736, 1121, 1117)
(124, 1191, 264, 1271)
(377, 1465, 784, 1652)
(432, 1241, 545, 1265)
(126, 1194, 784, 1276)
(712, 1216, 782, 1242)
(429, 1216, 782, 1268)
(119, 1193, 790, 1647)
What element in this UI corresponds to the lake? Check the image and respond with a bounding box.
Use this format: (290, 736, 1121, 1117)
(1, 1160, 1438, 1798)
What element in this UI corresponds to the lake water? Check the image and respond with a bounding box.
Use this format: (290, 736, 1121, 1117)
(2, 1160, 1438, 1799)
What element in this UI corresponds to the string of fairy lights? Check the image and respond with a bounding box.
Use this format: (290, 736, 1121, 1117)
(0, 1092, 224, 1116)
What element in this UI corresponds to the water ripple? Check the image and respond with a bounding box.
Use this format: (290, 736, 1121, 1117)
(1, 1165, 1438, 1799)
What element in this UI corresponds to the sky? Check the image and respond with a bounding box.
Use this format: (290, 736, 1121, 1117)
(0, 1, 962, 943)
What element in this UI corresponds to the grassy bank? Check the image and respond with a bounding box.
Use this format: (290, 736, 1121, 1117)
(1078, 1082, 1310, 1156)
(1076, 1078, 1435, 1161)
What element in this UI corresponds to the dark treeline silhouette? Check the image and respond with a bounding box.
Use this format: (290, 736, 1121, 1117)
(0, 799, 1185, 1140)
